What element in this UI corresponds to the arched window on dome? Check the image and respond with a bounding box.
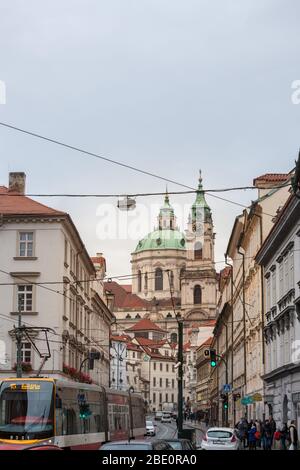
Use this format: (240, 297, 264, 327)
(180, 267, 185, 290)
(135, 313, 141, 319)
(144, 272, 148, 291)
(126, 314, 131, 319)
(194, 285, 202, 304)
(137, 270, 142, 292)
(171, 332, 178, 344)
(169, 271, 174, 288)
(194, 242, 203, 260)
(166, 312, 172, 318)
(155, 268, 163, 291)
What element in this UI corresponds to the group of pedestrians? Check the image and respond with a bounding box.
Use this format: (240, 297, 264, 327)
(235, 416, 298, 450)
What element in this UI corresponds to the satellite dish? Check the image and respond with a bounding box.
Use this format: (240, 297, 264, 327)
(117, 196, 136, 211)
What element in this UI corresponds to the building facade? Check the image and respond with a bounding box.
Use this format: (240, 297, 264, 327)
(0, 172, 113, 387)
(256, 194, 300, 434)
(212, 172, 291, 425)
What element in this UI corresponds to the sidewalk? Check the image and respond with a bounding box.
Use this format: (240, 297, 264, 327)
(183, 420, 208, 435)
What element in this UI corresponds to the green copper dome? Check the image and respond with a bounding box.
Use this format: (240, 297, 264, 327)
(134, 229, 186, 253)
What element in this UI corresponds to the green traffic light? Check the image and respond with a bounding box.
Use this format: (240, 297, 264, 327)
(211, 361, 216, 367)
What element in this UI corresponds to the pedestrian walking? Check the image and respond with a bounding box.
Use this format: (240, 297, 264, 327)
(237, 417, 248, 449)
(255, 419, 261, 448)
(273, 428, 282, 450)
(262, 420, 272, 450)
(269, 416, 276, 448)
(248, 423, 257, 450)
(288, 420, 298, 450)
(280, 423, 288, 450)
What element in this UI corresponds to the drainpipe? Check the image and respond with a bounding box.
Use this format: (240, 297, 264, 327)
(237, 243, 247, 418)
(254, 212, 265, 422)
(254, 213, 265, 366)
(225, 255, 234, 391)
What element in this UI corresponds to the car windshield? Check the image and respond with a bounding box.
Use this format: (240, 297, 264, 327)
(207, 430, 232, 439)
(168, 441, 183, 450)
(146, 421, 153, 426)
(0, 381, 54, 440)
(101, 444, 150, 450)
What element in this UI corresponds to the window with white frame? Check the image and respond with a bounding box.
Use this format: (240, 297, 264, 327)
(266, 276, 271, 312)
(19, 232, 33, 257)
(279, 261, 284, 298)
(20, 342, 32, 363)
(271, 270, 276, 306)
(283, 254, 289, 294)
(289, 250, 294, 290)
(64, 239, 68, 265)
(69, 291, 76, 324)
(17, 285, 33, 312)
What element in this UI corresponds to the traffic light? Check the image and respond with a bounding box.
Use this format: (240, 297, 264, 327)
(209, 349, 217, 367)
(79, 403, 91, 419)
(221, 393, 228, 409)
(88, 351, 101, 370)
(233, 393, 241, 402)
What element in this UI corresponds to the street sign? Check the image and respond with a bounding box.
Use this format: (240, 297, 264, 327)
(251, 393, 262, 402)
(143, 354, 150, 362)
(223, 384, 231, 393)
(204, 349, 210, 357)
(241, 396, 254, 405)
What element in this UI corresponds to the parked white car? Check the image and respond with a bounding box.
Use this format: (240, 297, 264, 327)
(201, 427, 241, 450)
(161, 413, 172, 423)
(145, 420, 156, 436)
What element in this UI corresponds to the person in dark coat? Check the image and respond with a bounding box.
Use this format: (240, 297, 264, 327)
(269, 416, 276, 448)
(248, 423, 257, 450)
(280, 423, 288, 450)
(262, 420, 272, 450)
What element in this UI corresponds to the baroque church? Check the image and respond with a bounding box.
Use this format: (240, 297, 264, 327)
(106, 173, 218, 343)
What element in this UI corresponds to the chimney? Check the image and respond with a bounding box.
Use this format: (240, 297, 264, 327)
(8, 172, 26, 194)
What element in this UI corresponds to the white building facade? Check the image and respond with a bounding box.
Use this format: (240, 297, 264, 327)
(256, 194, 300, 433)
(0, 172, 113, 387)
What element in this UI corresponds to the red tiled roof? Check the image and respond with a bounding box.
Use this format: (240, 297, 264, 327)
(253, 173, 289, 185)
(134, 337, 163, 347)
(110, 335, 128, 343)
(183, 341, 191, 352)
(199, 336, 213, 348)
(122, 285, 132, 293)
(142, 346, 175, 360)
(127, 342, 143, 352)
(104, 281, 149, 309)
(125, 318, 166, 332)
(91, 256, 106, 265)
(0, 186, 65, 215)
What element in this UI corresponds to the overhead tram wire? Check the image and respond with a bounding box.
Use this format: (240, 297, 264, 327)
(0, 182, 291, 198)
(1, 249, 300, 287)
(0, 121, 196, 191)
(0, 121, 291, 218)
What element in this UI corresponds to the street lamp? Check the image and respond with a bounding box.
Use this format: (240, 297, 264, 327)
(128, 386, 135, 441)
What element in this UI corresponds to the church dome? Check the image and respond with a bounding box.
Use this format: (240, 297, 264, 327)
(134, 229, 186, 253)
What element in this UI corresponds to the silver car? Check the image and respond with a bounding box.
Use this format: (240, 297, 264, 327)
(201, 427, 242, 450)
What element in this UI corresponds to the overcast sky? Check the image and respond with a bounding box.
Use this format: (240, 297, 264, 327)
(0, 1, 298, 277)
